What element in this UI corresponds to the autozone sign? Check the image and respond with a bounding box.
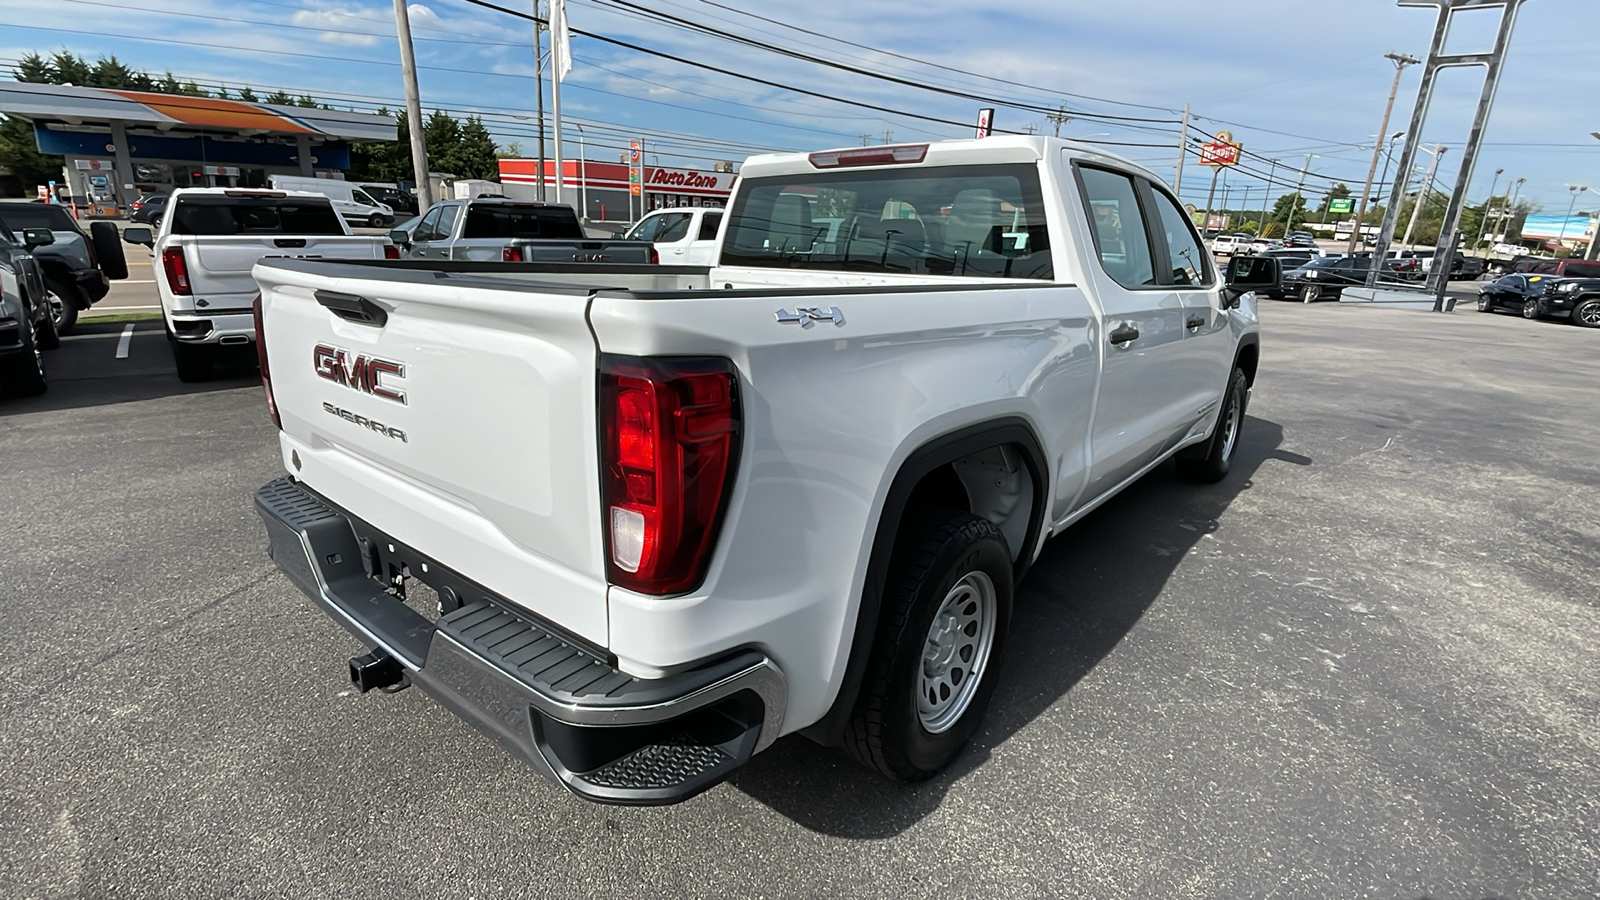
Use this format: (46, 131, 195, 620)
(1199, 130, 1242, 167)
(647, 167, 734, 193)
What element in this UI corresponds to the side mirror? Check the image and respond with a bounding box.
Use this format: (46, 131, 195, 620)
(388, 229, 411, 247)
(123, 226, 154, 247)
(1224, 255, 1279, 306)
(20, 227, 54, 248)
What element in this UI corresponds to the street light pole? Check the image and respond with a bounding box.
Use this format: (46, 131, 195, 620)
(1494, 176, 1525, 249)
(1560, 185, 1588, 250)
(1283, 153, 1315, 238)
(533, 0, 547, 201)
(1261, 158, 1281, 236)
(1402, 144, 1446, 249)
(1474, 167, 1504, 252)
(1348, 52, 1420, 256)
(1588, 133, 1600, 260)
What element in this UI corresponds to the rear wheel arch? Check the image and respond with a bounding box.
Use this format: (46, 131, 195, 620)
(803, 417, 1049, 746)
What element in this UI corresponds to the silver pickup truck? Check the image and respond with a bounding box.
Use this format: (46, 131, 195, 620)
(395, 198, 654, 265)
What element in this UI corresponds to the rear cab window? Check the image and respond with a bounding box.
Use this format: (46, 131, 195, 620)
(0, 204, 81, 233)
(462, 203, 582, 240)
(169, 194, 345, 235)
(722, 163, 1051, 279)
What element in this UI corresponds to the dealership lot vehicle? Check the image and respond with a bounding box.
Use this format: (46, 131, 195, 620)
(1477, 273, 1556, 316)
(401, 197, 653, 264)
(622, 206, 724, 265)
(252, 136, 1274, 805)
(129, 193, 169, 225)
(1542, 277, 1600, 326)
(0, 221, 60, 396)
(268, 175, 395, 228)
(0, 201, 129, 334)
(1208, 233, 1254, 256)
(123, 188, 395, 382)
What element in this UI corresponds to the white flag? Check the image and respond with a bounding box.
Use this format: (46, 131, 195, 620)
(550, 0, 571, 82)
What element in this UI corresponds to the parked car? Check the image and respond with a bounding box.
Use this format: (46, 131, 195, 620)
(130, 193, 169, 225)
(1208, 233, 1255, 256)
(0, 201, 129, 335)
(1281, 255, 1410, 301)
(385, 214, 423, 251)
(1246, 236, 1282, 254)
(1284, 232, 1317, 249)
(251, 135, 1274, 805)
(1476, 273, 1557, 316)
(621, 206, 724, 266)
(1517, 258, 1600, 280)
(356, 183, 418, 217)
(1256, 248, 1322, 298)
(0, 220, 61, 396)
(122, 188, 398, 382)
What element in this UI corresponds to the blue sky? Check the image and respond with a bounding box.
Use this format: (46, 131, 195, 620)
(1, 0, 1596, 215)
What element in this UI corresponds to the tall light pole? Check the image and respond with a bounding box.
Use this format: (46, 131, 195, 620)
(532, 1, 547, 201)
(392, 0, 433, 210)
(1473, 167, 1504, 252)
(1560, 185, 1589, 250)
(1494, 175, 1525, 249)
(1402, 144, 1446, 249)
(573, 121, 587, 227)
(1283, 153, 1316, 238)
(1348, 52, 1420, 256)
(1260, 158, 1281, 236)
(1588, 133, 1600, 260)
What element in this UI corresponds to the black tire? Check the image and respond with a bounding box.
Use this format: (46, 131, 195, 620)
(44, 277, 80, 336)
(1477, 295, 1494, 312)
(35, 301, 61, 351)
(1, 317, 48, 397)
(845, 510, 1013, 781)
(1522, 297, 1542, 320)
(1300, 284, 1322, 303)
(90, 221, 129, 280)
(368, 214, 387, 229)
(169, 335, 215, 382)
(1177, 367, 1249, 484)
(1573, 297, 1600, 329)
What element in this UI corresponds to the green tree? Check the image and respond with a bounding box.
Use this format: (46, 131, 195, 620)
(47, 50, 92, 85)
(14, 53, 51, 83)
(422, 109, 461, 173)
(265, 90, 294, 106)
(1269, 192, 1305, 226)
(0, 115, 61, 186)
(446, 116, 500, 180)
(236, 86, 258, 102)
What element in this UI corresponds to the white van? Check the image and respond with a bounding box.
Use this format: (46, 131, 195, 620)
(267, 175, 394, 228)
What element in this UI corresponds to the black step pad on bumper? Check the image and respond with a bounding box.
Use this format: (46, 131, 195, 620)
(254, 476, 784, 805)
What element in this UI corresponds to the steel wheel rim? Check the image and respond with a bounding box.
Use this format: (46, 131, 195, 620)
(1220, 382, 1243, 461)
(1579, 302, 1600, 326)
(918, 570, 997, 734)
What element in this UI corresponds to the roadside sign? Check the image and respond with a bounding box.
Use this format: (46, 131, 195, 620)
(975, 108, 994, 139)
(629, 141, 642, 196)
(1329, 198, 1354, 214)
(1199, 130, 1242, 167)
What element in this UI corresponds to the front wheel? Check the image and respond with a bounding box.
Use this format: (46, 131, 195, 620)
(1477, 295, 1493, 312)
(0, 318, 47, 397)
(1573, 297, 1600, 328)
(845, 510, 1013, 781)
(1300, 284, 1322, 303)
(1522, 298, 1542, 320)
(1177, 367, 1248, 484)
(368, 214, 388, 229)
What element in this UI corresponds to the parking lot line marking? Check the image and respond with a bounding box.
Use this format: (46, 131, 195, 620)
(121, 279, 156, 284)
(115, 324, 135, 359)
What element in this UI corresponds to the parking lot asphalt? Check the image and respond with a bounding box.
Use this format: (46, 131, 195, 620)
(2, 302, 1596, 899)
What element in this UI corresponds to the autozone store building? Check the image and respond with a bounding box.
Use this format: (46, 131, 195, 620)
(498, 158, 734, 224)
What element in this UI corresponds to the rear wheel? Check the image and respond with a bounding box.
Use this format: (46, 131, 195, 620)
(1477, 295, 1494, 312)
(368, 214, 387, 229)
(1, 318, 47, 397)
(169, 334, 215, 382)
(845, 510, 1013, 781)
(1522, 297, 1542, 320)
(35, 302, 61, 351)
(45, 278, 80, 336)
(1300, 284, 1322, 303)
(1573, 297, 1600, 328)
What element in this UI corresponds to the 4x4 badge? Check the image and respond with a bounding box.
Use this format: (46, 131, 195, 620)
(775, 306, 845, 328)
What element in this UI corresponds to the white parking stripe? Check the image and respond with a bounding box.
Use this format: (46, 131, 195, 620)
(115, 324, 135, 359)
(120, 279, 157, 284)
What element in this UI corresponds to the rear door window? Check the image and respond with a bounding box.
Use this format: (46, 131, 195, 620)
(1077, 166, 1156, 288)
(698, 211, 723, 241)
(1145, 185, 1212, 287)
(435, 204, 461, 240)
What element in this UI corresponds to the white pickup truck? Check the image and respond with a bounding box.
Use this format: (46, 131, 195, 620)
(123, 188, 395, 381)
(251, 137, 1276, 805)
(621, 206, 724, 266)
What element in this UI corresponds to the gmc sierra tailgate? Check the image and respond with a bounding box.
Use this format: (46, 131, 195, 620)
(178, 235, 387, 312)
(252, 259, 610, 644)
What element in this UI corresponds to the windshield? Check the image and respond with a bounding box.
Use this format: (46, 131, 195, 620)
(170, 195, 345, 235)
(462, 204, 582, 240)
(721, 163, 1052, 279)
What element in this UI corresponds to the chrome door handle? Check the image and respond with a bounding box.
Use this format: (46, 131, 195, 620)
(1108, 324, 1139, 345)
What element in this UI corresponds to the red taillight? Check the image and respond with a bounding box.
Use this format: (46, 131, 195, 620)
(162, 247, 191, 295)
(600, 355, 740, 595)
(649, 247, 660, 265)
(252, 295, 281, 429)
(384, 244, 400, 260)
(503, 246, 524, 262)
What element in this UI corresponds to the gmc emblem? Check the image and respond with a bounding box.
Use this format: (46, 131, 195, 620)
(313, 344, 407, 405)
(572, 253, 609, 262)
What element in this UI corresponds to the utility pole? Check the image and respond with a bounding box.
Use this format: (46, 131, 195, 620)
(882, 130, 894, 145)
(1494, 175, 1524, 249)
(1046, 105, 1071, 138)
(859, 133, 872, 147)
(1589, 133, 1600, 260)
(1560, 185, 1589, 250)
(1347, 52, 1419, 256)
(1402, 144, 1446, 249)
(1261, 158, 1281, 236)
(1473, 167, 1504, 252)
(1283, 153, 1314, 238)
(1173, 103, 1190, 196)
(533, 1, 547, 201)
(392, 0, 432, 210)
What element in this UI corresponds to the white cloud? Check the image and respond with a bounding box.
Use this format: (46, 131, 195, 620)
(290, 7, 383, 46)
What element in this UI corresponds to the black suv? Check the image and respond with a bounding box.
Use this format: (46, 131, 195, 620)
(1539, 277, 1600, 327)
(0, 202, 129, 335)
(0, 220, 62, 397)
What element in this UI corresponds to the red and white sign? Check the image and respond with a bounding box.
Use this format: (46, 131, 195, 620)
(498, 160, 735, 203)
(1199, 130, 1242, 167)
(975, 108, 994, 139)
